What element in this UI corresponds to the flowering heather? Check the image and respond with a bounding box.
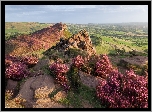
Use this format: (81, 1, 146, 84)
(5, 55, 20, 67)
(5, 62, 29, 80)
(49, 63, 69, 74)
(20, 55, 39, 68)
(49, 63, 70, 92)
(96, 69, 148, 108)
(72, 55, 84, 69)
(95, 54, 113, 78)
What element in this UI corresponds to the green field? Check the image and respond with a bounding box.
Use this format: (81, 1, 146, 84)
(91, 35, 148, 56)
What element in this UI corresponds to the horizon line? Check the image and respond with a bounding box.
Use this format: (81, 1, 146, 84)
(5, 21, 148, 24)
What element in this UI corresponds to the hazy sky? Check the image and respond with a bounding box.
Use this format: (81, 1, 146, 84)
(5, 5, 148, 24)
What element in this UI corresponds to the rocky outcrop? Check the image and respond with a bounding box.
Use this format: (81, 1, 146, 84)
(50, 29, 96, 56)
(16, 75, 58, 108)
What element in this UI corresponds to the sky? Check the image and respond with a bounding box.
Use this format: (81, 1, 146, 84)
(5, 5, 148, 24)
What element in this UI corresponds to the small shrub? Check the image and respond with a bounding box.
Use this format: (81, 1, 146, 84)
(67, 55, 85, 92)
(63, 30, 72, 38)
(5, 62, 29, 81)
(87, 55, 100, 75)
(5, 90, 13, 101)
(72, 55, 84, 69)
(49, 62, 70, 92)
(5, 55, 21, 67)
(67, 66, 81, 92)
(95, 54, 114, 79)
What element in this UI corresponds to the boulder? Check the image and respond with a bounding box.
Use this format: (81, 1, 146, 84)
(79, 71, 104, 89)
(16, 75, 56, 108)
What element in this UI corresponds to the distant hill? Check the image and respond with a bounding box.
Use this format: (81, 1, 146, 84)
(5, 22, 51, 40)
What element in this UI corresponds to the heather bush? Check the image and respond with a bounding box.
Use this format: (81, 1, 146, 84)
(122, 70, 148, 108)
(20, 55, 39, 68)
(5, 55, 21, 67)
(96, 69, 148, 108)
(5, 62, 29, 81)
(72, 55, 84, 69)
(5, 59, 13, 68)
(49, 62, 70, 92)
(49, 63, 69, 74)
(95, 54, 114, 79)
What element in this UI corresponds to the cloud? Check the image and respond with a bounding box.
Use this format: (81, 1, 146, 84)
(5, 5, 148, 13)
(20, 11, 46, 16)
(5, 5, 22, 11)
(5, 5, 46, 17)
(119, 5, 147, 12)
(96, 5, 148, 13)
(5, 11, 47, 22)
(40, 5, 96, 12)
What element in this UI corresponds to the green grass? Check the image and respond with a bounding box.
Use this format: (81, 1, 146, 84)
(58, 84, 103, 108)
(95, 43, 113, 55)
